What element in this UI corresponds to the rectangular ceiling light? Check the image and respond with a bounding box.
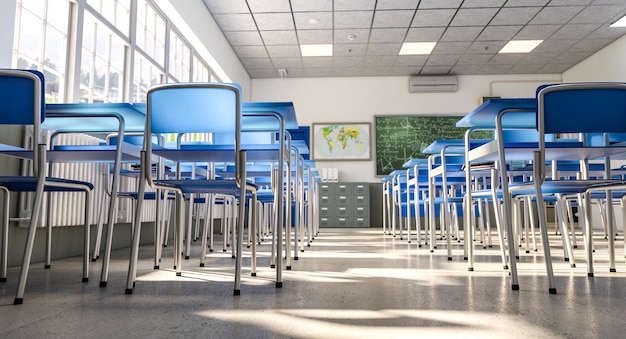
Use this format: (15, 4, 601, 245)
(498, 40, 543, 53)
(301, 44, 333, 57)
(610, 14, 626, 27)
(399, 42, 436, 55)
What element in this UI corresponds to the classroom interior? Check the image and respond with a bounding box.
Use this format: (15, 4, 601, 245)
(1, 0, 626, 337)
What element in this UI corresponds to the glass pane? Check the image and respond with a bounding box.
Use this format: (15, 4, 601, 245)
(17, 10, 43, 62)
(44, 27, 67, 74)
(47, 0, 69, 32)
(21, 0, 45, 18)
(80, 47, 93, 102)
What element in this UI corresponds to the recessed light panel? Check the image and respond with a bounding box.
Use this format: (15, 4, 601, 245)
(498, 40, 543, 53)
(610, 14, 626, 27)
(399, 42, 436, 55)
(301, 44, 333, 57)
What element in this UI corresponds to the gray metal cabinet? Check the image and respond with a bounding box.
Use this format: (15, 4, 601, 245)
(318, 182, 370, 227)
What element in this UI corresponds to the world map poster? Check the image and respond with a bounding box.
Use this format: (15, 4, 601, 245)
(312, 122, 371, 160)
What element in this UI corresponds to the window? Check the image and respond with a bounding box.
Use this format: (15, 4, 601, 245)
(12, 0, 70, 103)
(12, 0, 217, 104)
(80, 12, 126, 103)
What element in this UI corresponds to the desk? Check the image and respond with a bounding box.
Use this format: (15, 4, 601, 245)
(459, 97, 626, 292)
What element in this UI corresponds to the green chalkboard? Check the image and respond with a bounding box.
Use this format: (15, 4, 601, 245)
(375, 115, 490, 176)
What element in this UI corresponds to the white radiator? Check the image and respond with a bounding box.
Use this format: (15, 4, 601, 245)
(19, 128, 157, 227)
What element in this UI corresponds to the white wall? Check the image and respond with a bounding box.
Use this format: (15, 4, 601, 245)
(0, 0, 16, 67)
(251, 73, 561, 182)
(563, 35, 626, 82)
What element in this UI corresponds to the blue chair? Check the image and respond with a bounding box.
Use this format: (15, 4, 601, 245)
(125, 82, 258, 296)
(0, 69, 94, 304)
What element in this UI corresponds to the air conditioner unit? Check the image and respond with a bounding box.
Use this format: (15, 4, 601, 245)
(409, 75, 458, 93)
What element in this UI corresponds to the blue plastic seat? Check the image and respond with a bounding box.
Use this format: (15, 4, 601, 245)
(0, 69, 94, 305)
(125, 82, 259, 296)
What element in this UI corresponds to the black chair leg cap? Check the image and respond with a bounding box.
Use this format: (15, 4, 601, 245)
(468, 267, 474, 272)
(234, 289, 240, 296)
(270, 264, 276, 268)
(14, 298, 23, 305)
(610, 268, 616, 273)
(276, 282, 283, 288)
(464, 257, 468, 260)
(570, 264, 576, 268)
(125, 288, 133, 295)
(512, 284, 519, 291)
(82, 278, 89, 283)
(503, 265, 508, 270)
(185, 256, 190, 260)
(549, 288, 557, 294)
(447, 257, 452, 261)
(200, 263, 205, 267)
(209, 249, 214, 252)
(564, 258, 569, 262)
(0, 277, 7, 282)
(294, 257, 299, 260)
(91, 258, 97, 262)
(588, 273, 594, 278)
(45, 265, 51, 269)
(154, 265, 159, 269)
(99, 281, 107, 287)
(251, 273, 257, 277)
(286, 266, 292, 270)
(176, 272, 182, 277)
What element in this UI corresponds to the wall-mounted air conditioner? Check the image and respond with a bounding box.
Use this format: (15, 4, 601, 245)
(409, 75, 458, 93)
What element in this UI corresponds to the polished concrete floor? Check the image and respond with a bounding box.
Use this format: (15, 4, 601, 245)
(1, 227, 625, 338)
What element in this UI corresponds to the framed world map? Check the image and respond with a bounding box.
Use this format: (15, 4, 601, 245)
(312, 122, 371, 161)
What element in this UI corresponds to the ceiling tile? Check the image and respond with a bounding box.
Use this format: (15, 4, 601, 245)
(396, 55, 428, 66)
(335, 0, 376, 11)
(212, 14, 257, 31)
(294, 12, 333, 30)
(418, 0, 463, 9)
(302, 57, 334, 68)
(504, 0, 550, 6)
(240, 57, 273, 69)
(431, 41, 471, 54)
(466, 41, 507, 54)
(367, 43, 402, 55)
(202, 0, 249, 14)
(490, 7, 542, 25)
(530, 6, 585, 25)
(538, 63, 572, 73)
(253, 13, 295, 30)
(373, 10, 416, 28)
(532, 39, 578, 53)
(406, 27, 446, 42)
(461, 0, 506, 7)
(586, 26, 626, 39)
(233, 45, 268, 58)
(270, 57, 304, 68)
(450, 64, 484, 74)
(450, 8, 499, 26)
(550, 24, 601, 40)
(333, 56, 366, 66)
(290, 0, 333, 12)
(548, 0, 593, 5)
(266, 45, 301, 58)
(479, 63, 513, 74)
(425, 54, 461, 66)
(570, 5, 626, 24)
(519, 51, 560, 64)
(334, 29, 371, 44)
(489, 54, 526, 64)
(261, 30, 298, 45)
(514, 25, 562, 40)
(455, 53, 493, 65)
(334, 11, 374, 29)
(297, 30, 333, 44)
(477, 25, 522, 41)
(420, 65, 453, 74)
(365, 55, 397, 66)
(508, 63, 545, 73)
(376, 0, 420, 10)
(247, 68, 277, 78)
(247, 0, 291, 13)
(552, 51, 593, 64)
(334, 44, 367, 57)
(440, 26, 483, 41)
(569, 38, 613, 52)
(369, 28, 408, 43)
(411, 9, 456, 27)
(224, 31, 264, 46)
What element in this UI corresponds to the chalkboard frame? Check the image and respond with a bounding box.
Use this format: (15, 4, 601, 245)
(374, 114, 470, 176)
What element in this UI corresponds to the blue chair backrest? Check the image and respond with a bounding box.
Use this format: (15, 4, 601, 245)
(0, 69, 45, 125)
(147, 83, 242, 135)
(537, 83, 626, 135)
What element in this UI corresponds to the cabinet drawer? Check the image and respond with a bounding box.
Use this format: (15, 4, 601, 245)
(353, 206, 368, 216)
(319, 195, 333, 205)
(335, 183, 351, 194)
(334, 206, 350, 216)
(354, 194, 368, 205)
(319, 217, 332, 227)
(353, 183, 368, 193)
(319, 184, 333, 194)
(353, 216, 370, 227)
(334, 194, 350, 205)
(319, 206, 332, 216)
